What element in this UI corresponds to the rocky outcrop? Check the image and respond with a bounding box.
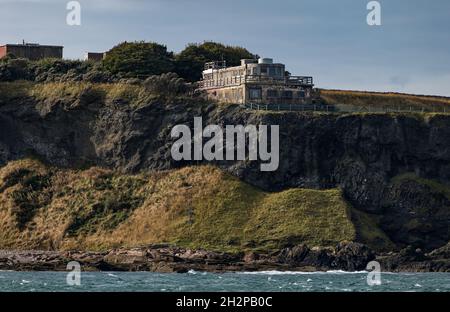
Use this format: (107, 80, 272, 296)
(380, 178, 450, 250)
(2, 95, 450, 191)
(1, 242, 448, 272)
(333, 242, 375, 271)
(0, 250, 108, 271)
(276, 242, 375, 271)
(1, 92, 450, 252)
(379, 244, 450, 272)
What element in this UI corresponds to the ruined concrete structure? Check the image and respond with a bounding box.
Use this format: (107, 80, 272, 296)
(85, 52, 105, 62)
(197, 58, 315, 105)
(0, 42, 63, 61)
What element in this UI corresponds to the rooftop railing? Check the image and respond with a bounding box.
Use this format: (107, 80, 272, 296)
(243, 103, 450, 114)
(197, 74, 314, 89)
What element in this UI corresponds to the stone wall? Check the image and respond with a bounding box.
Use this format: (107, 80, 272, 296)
(205, 84, 314, 105)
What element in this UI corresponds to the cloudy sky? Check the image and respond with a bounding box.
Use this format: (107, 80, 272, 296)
(1, 0, 449, 96)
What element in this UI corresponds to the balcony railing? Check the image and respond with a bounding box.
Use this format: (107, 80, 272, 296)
(286, 76, 313, 85)
(197, 75, 313, 89)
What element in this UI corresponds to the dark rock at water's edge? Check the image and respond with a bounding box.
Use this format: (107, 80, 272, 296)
(1, 242, 449, 273)
(378, 243, 450, 272)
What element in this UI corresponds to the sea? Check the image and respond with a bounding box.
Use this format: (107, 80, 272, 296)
(0, 271, 449, 292)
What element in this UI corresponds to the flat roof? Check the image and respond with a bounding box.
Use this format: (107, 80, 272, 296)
(202, 62, 284, 74)
(0, 44, 63, 48)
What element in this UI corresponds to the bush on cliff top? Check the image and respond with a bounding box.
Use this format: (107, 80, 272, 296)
(0, 57, 33, 81)
(0, 40, 257, 83)
(175, 41, 256, 82)
(0, 56, 114, 83)
(102, 41, 175, 78)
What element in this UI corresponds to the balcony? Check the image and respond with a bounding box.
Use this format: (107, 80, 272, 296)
(197, 75, 313, 89)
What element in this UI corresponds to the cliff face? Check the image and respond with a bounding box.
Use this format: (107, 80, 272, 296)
(1, 84, 449, 251)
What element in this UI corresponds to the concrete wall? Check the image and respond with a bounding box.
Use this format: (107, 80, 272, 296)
(203, 62, 285, 85)
(205, 86, 246, 104)
(200, 59, 315, 105)
(86, 52, 104, 62)
(0, 46, 7, 59)
(245, 84, 313, 105)
(205, 84, 314, 105)
(2, 45, 63, 60)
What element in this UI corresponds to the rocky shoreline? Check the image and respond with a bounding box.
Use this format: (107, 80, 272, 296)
(1, 242, 449, 273)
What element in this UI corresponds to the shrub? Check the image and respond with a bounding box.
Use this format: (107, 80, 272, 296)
(0, 41, 258, 84)
(82, 68, 112, 83)
(103, 41, 175, 78)
(0, 56, 32, 81)
(33, 59, 92, 82)
(175, 41, 256, 81)
(7, 170, 53, 230)
(143, 73, 194, 96)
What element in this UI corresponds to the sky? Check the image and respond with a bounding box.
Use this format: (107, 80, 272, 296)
(1, 0, 449, 96)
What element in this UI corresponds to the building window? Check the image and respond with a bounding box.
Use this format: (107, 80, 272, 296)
(282, 90, 293, 99)
(249, 88, 262, 100)
(275, 67, 282, 77)
(268, 67, 277, 76)
(267, 90, 278, 98)
(298, 90, 306, 98)
(259, 65, 268, 75)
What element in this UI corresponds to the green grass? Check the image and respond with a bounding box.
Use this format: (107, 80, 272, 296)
(3, 81, 450, 113)
(320, 89, 450, 113)
(170, 176, 357, 252)
(350, 208, 396, 251)
(0, 159, 381, 252)
(0, 80, 34, 101)
(0, 81, 192, 109)
(30, 82, 151, 107)
(391, 173, 450, 200)
(385, 173, 450, 248)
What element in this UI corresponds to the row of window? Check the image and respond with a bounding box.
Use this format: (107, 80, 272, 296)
(204, 65, 284, 80)
(249, 89, 307, 100)
(258, 65, 283, 77)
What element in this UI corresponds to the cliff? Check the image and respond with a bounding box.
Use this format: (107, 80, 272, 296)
(1, 81, 449, 256)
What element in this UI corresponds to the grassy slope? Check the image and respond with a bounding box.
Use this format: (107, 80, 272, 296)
(320, 89, 450, 112)
(2, 82, 450, 112)
(392, 173, 450, 200)
(0, 81, 161, 108)
(0, 159, 393, 252)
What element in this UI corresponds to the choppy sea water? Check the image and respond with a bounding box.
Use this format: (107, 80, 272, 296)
(0, 271, 449, 292)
